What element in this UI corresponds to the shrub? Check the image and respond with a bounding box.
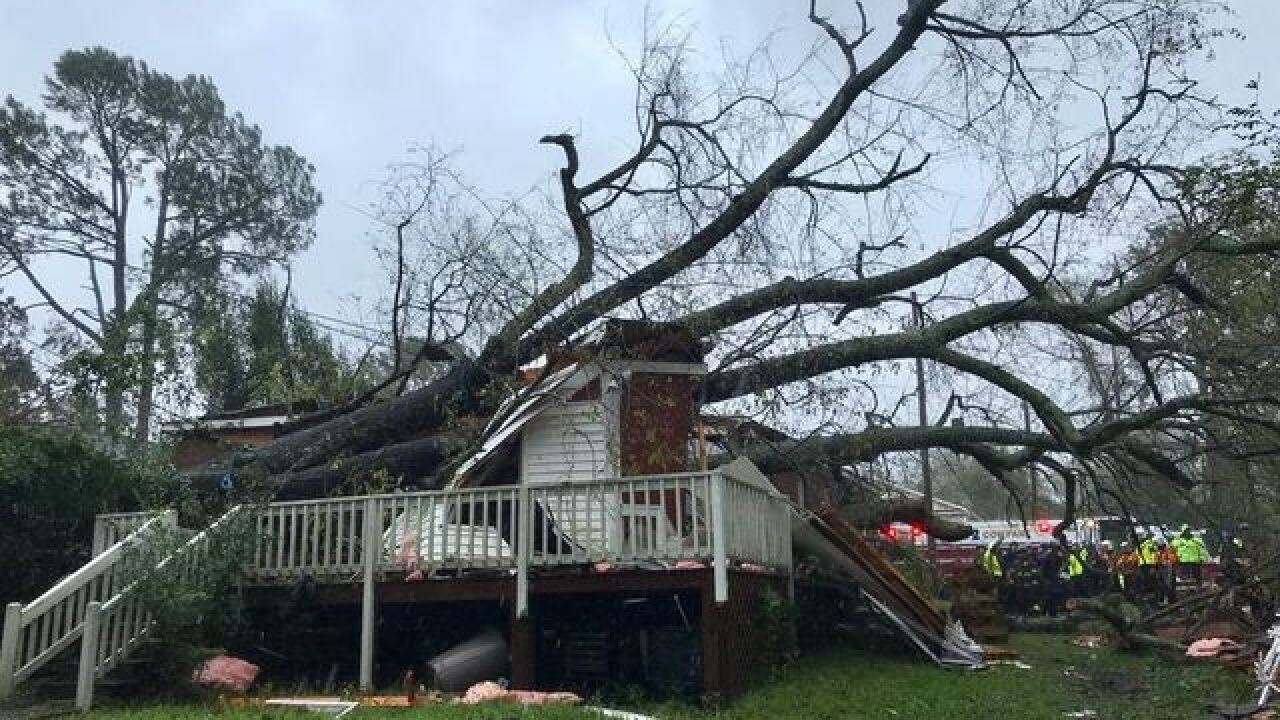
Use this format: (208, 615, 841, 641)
(0, 426, 145, 605)
(120, 509, 257, 695)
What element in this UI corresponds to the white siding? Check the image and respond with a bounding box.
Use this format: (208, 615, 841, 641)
(521, 401, 616, 552)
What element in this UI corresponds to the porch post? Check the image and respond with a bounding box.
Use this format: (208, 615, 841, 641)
(515, 484, 531, 618)
(75, 602, 102, 710)
(509, 602, 535, 689)
(701, 577, 724, 701)
(359, 497, 379, 690)
(90, 518, 107, 558)
(0, 602, 22, 699)
(710, 472, 728, 604)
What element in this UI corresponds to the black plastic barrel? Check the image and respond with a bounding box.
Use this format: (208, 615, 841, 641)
(426, 628, 509, 692)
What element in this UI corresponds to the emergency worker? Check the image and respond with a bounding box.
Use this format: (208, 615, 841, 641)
(1088, 542, 1112, 596)
(1156, 537, 1178, 604)
(1171, 525, 1208, 586)
(1066, 542, 1088, 598)
(981, 540, 1004, 579)
(1112, 541, 1138, 596)
(1008, 545, 1044, 616)
(1221, 523, 1250, 585)
(1136, 529, 1158, 600)
(1041, 545, 1068, 616)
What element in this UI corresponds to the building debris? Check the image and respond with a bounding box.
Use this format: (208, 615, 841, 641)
(589, 707, 666, 720)
(191, 655, 259, 693)
(793, 503, 983, 666)
(461, 681, 581, 705)
(951, 566, 1009, 643)
(263, 698, 358, 717)
(981, 645, 1020, 660)
(1187, 637, 1245, 658)
(1071, 635, 1109, 649)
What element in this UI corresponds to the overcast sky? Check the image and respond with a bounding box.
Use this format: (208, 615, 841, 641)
(3, 0, 1278, 340)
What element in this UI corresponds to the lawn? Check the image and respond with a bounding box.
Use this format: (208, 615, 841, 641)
(82, 634, 1256, 720)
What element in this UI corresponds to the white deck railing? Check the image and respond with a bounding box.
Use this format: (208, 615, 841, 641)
(90, 511, 162, 558)
(238, 471, 792, 594)
(0, 511, 175, 699)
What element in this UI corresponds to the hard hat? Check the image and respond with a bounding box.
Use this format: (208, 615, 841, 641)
(1180, 524, 1190, 533)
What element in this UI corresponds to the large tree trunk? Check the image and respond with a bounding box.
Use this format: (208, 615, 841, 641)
(190, 433, 469, 499)
(132, 301, 159, 442)
(203, 363, 477, 496)
(134, 195, 170, 442)
(840, 498, 975, 543)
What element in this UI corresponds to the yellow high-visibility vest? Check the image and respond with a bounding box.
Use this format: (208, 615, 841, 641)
(982, 546, 1003, 577)
(1137, 539, 1157, 566)
(1067, 549, 1086, 577)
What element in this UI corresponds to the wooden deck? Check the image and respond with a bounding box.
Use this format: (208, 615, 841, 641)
(241, 564, 789, 699)
(2, 468, 795, 707)
(243, 564, 774, 607)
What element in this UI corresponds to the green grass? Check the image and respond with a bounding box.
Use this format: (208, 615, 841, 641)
(83, 634, 1255, 720)
(681, 634, 1255, 720)
(81, 704, 596, 720)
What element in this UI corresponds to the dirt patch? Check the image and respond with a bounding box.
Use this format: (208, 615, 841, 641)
(1066, 668, 1151, 696)
(0, 699, 75, 720)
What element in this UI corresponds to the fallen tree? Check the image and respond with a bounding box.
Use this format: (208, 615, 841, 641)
(1016, 553, 1280, 656)
(839, 497, 975, 543)
(178, 2, 1280, 522)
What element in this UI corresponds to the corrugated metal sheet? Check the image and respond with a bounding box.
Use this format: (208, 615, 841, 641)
(450, 363, 593, 486)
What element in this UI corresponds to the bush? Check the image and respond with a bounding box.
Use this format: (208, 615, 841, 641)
(756, 587, 796, 673)
(123, 510, 257, 695)
(0, 426, 149, 605)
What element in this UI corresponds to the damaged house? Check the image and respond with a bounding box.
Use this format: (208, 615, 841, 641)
(0, 320, 979, 709)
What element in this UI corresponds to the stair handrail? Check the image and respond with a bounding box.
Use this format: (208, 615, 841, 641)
(76, 505, 245, 710)
(0, 510, 176, 699)
(92, 511, 163, 558)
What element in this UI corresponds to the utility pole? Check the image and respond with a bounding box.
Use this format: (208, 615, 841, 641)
(911, 292, 937, 577)
(1023, 400, 1037, 528)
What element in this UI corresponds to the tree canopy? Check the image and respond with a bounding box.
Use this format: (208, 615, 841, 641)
(192, 281, 367, 414)
(179, 0, 1280, 527)
(0, 47, 321, 439)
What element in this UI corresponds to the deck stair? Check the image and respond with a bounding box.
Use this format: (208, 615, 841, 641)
(1, 507, 245, 710)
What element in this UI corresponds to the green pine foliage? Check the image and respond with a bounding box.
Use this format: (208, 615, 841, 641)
(192, 280, 367, 413)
